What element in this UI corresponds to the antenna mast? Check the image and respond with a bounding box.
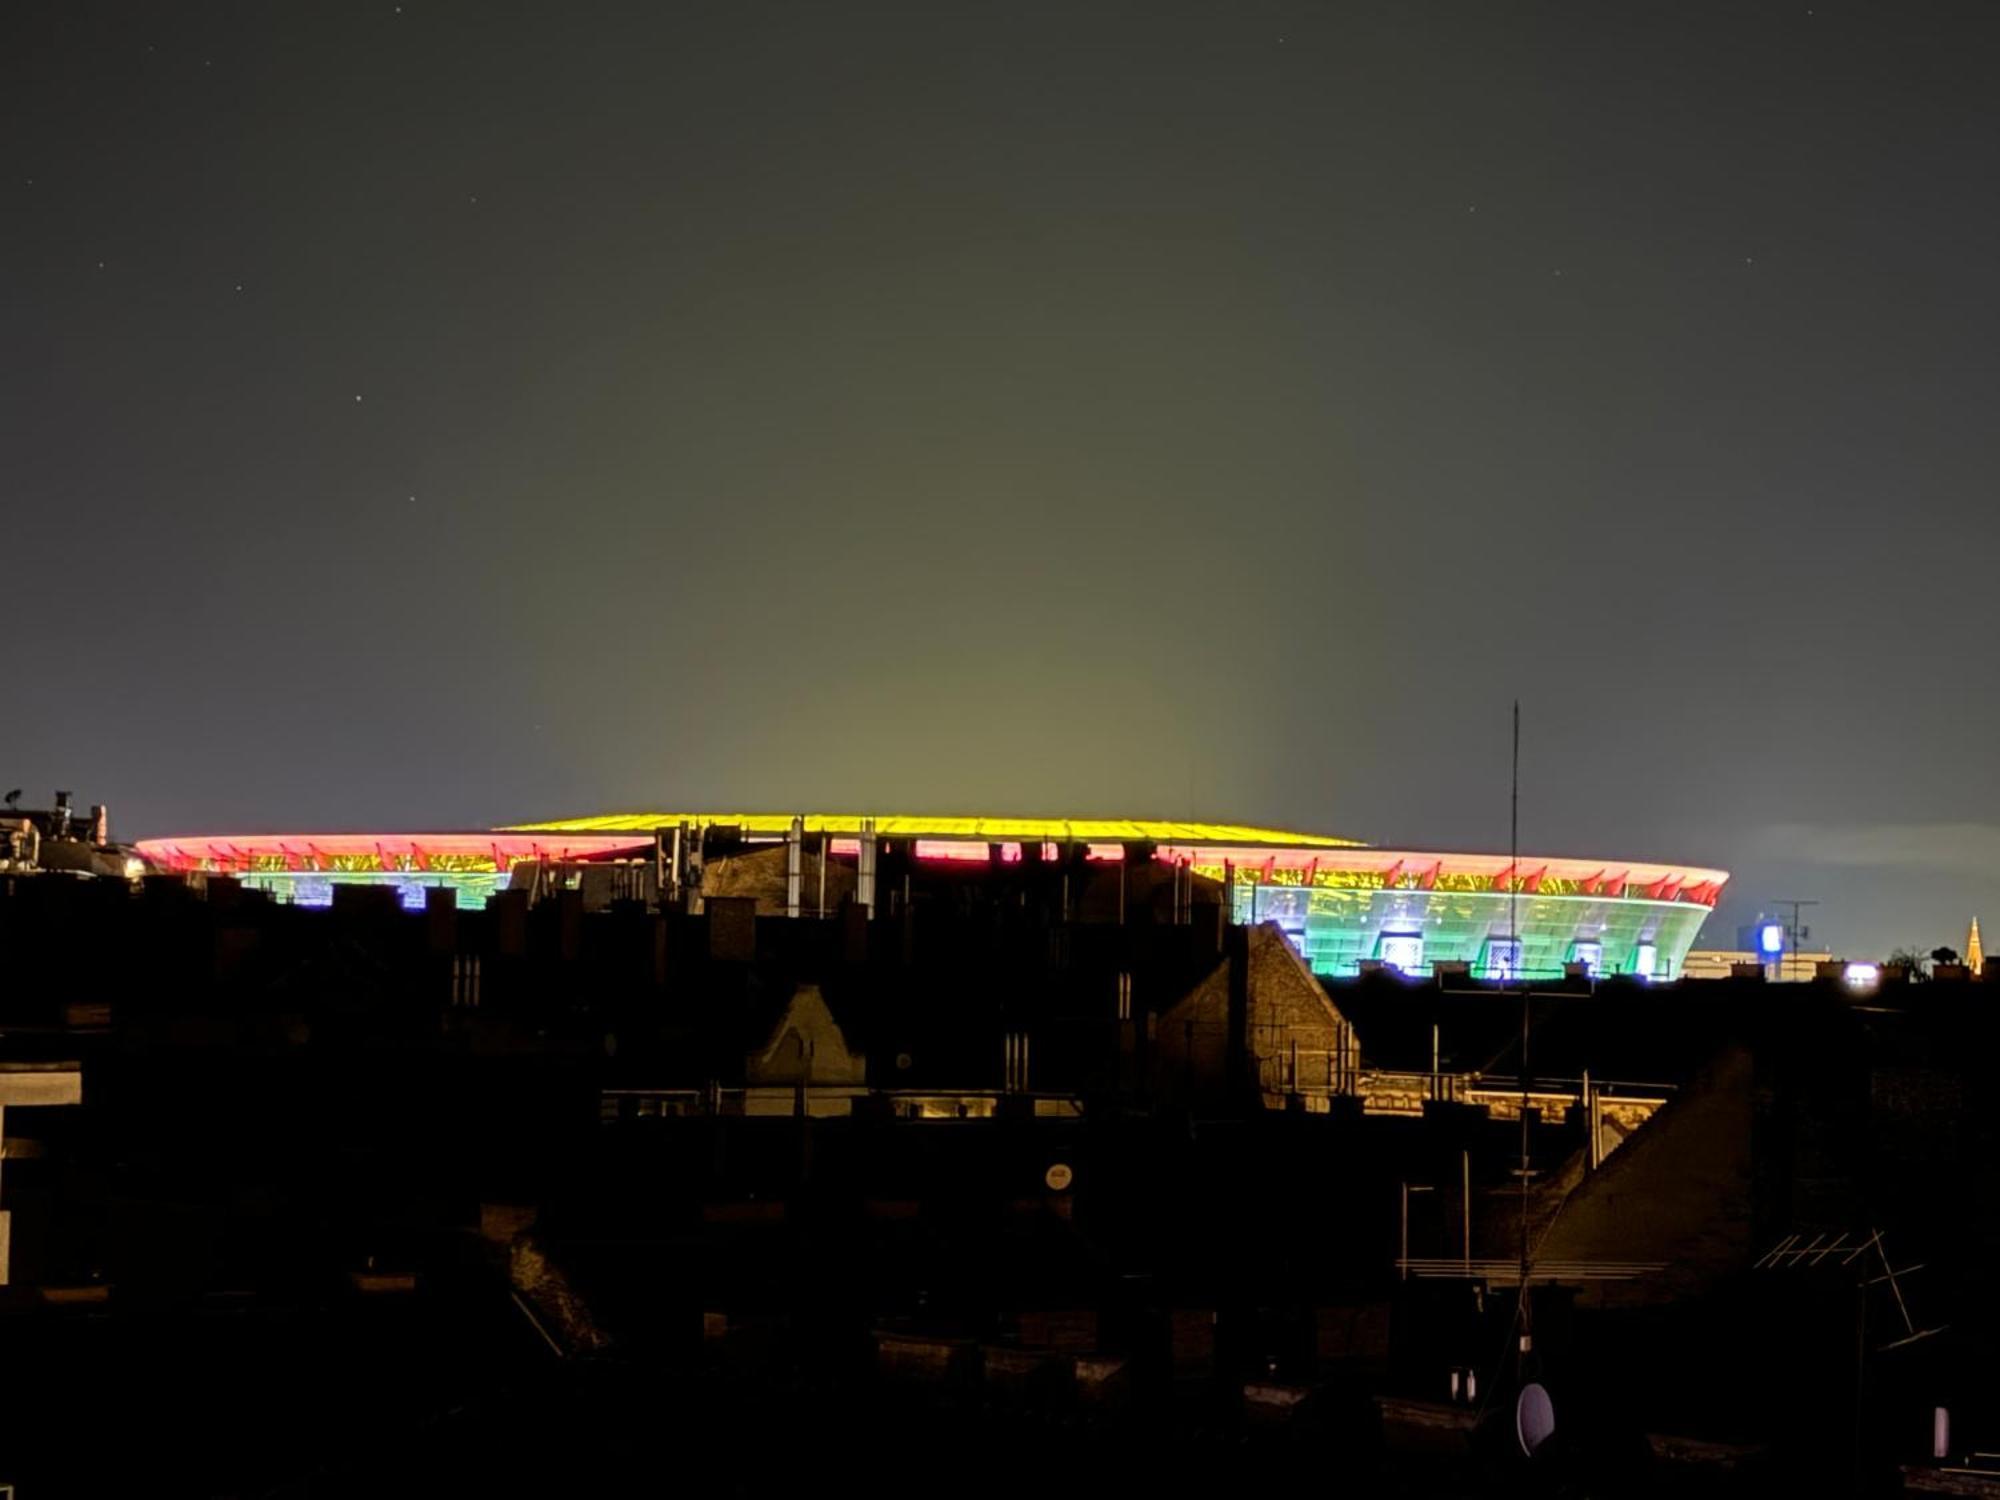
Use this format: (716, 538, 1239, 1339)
(1513, 701, 1529, 1293)
(1769, 898, 1819, 982)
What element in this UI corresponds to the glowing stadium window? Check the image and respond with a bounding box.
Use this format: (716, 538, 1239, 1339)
(913, 840, 989, 863)
(1633, 942, 1658, 981)
(1378, 932, 1425, 974)
(1570, 939, 1603, 976)
(1254, 887, 1309, 924)
(1759, 923, 1786, 956)
(1484, 937, 1524, 981)
(998, 843, 1023, 863)
(1844, 961, 1881, 990)
(398, 881, 430, 913)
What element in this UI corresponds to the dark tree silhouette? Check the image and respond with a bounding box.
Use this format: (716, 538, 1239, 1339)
(1886, 947, 1932, 980)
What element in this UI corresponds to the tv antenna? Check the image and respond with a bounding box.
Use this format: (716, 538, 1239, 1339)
(1770, 898, 1819, 981)
(1755, 1227, 1943, 1350)
(1756, 1226, 1945, 1472)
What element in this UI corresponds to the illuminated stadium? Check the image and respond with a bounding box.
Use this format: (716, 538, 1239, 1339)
(135, 813, 1727, 982)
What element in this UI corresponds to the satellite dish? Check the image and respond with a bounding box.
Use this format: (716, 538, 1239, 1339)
(1044, 1163, 1074, 1192)
(1515, 1382, 1555, 1457)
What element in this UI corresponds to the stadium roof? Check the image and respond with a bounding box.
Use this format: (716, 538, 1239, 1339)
(135, 832, 650, 873)
(131, 821, 1727, 906)
(500, 813, 1368, 847)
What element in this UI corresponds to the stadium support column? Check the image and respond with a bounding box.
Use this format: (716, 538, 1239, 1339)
(654, 826, 675, 910)
(785, 817, 803, 919)
(856, 818, 877, 915)
(656, 822, 695, 913)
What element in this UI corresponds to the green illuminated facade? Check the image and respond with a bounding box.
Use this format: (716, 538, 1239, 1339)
(232, 870, 513, 911)
(1228, 877, 1709, 981)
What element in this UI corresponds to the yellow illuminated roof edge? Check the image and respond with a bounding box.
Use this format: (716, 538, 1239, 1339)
(499, 813, 1366, 848)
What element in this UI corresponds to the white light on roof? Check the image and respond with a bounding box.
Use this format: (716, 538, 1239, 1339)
(1844, 962, 1881, 989)
(1379, 932, 1424, 973)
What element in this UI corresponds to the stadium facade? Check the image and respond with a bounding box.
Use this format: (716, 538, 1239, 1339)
(135, 812, 1726, 982)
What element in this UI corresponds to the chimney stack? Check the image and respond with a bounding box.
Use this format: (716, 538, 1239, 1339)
(1226, 923, 1251, 1096)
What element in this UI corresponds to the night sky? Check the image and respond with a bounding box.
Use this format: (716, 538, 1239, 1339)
(7, 2, 1997, 958)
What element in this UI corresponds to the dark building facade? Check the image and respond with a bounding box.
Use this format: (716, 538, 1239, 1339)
(0, 863, 1992, 1494)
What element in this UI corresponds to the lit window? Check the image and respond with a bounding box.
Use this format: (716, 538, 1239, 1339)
(1378, 932, 1425, 973)
(1484, 937, 1523, 981)
(1570, 939, 1603, 976)
(1633, 942, 1658, 980)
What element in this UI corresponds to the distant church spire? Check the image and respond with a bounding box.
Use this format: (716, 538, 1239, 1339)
(1968, 917, 1985, 976)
